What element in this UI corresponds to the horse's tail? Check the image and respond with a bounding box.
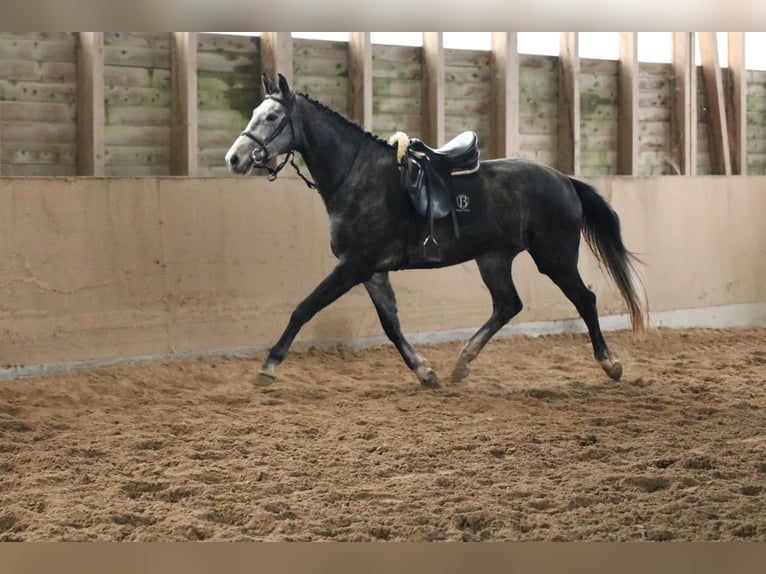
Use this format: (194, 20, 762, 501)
(569, 177, 648, 334)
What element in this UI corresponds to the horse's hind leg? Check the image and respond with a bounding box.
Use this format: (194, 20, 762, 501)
(451, 251, 523, 383)
(533, 257, 622, 381)
(364, 272, 439, 387)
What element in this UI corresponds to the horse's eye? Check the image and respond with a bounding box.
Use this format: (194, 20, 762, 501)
(266, 113, 278, 122)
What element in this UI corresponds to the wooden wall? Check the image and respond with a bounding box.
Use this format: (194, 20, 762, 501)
(517, 54, 559, 167)
(293, 38, 349, 115)
(638, 62, 674, 175)
(579, 59, 618, 175)
(747, 69, 766, 174)
(0, 32, 78, 176)
(2, 32, 766, 177)
(196, 33, 261, 177)
(103, 33, 172, 176)
(371, 44, 422, 143)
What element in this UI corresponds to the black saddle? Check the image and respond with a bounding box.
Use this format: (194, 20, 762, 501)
(399, 131, 480, 261)
(408, 131, 479, 173)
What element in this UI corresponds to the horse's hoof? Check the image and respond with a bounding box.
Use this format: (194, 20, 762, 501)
(450, 364, 470, 383)
(418, 368, 440, 388)
(253, 372, 276, 387)
(600, 359, 623, 381)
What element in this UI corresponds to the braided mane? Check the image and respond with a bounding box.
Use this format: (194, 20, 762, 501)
(296, 92, 394, 151)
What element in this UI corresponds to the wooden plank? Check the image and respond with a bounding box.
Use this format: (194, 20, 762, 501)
(0, 60, 76, 83)
(260, 32, 292, 83)
(489, 32, 519, 159)
(519, 54, 558, 71)
(1, 122, 77, 142)
(747, 70, 766, 95)
(104, 85, 172, 107)
(1, 101, 76, 123)
(0, 37, 77, 63)
(1, 164, 77, 176)
(102, 145, 170, 166)
(698, 32, 731, 175)
(104, 67, 170, 89)
(77, 32, 104, 176)
(103, 125, 170, 147)
(293, 38, 348, 61)
(196, 51, 254, 73)
(104, 45, 171, 69)
(421, 32, 444, 146)
(671, 32, 696, 175)
(521, 139, 555, 153)
(727, 32, 747, 175)
(558, 32, 580, 175)
(617, 32, 639, 175)
(1, 143, 75, 166)
(348, 33, 372, 130)
(373, 44, 421, 63)
(197, 32, 258, 54)
(104, 32, 171, 49)
(171, 32, 198, 176)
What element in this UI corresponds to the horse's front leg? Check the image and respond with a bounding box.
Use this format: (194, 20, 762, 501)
(256, 259, 369, 385)
(364, 272, 439, 387)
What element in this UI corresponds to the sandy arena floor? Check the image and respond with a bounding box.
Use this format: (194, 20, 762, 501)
(1, 327, 765, 541)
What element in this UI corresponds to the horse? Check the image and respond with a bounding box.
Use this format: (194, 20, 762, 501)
(225, 73, 647, 387)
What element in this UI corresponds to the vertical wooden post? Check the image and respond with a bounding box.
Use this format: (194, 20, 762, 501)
(671, 32, 696, 175)
(348, 32, 373, 131)
(617, 32, 639, 175)
(260, 32, 293, 84)
(558, 32, 580, 175)
(727, 32, 747, 175)
(77, 32, 105, 176)
(171, 32, 198, 176)
(699, 32, 731, 175)
(490, 32, 519, 160)
(421, 32, 444, 146)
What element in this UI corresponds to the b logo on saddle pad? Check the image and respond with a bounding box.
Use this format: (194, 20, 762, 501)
(456, 194, 470, 212)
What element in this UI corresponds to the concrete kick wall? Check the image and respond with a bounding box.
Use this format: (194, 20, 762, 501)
(1, 175, 765, 376)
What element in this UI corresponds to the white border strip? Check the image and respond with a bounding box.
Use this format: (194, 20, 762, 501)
(2, 303, 765, 382)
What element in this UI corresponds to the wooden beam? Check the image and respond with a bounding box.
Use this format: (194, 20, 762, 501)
(76, 32, 104, 176)
(558, 32, 580, 175)
(617, 32, 639, 175)
(727, 32, 747, 175)
(421, 32, 444, 146)
(489, 32, 519, 159)
(260, 32, 293, 84)
(671, 32, 696, 175)
(171, 32, 198, 176)
(698, 32, 731, 175)
(348, 32, 372, 131)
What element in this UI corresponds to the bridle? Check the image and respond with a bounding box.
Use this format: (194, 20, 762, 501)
(238, 92, 319, 189)
(238, 94, 298, 181)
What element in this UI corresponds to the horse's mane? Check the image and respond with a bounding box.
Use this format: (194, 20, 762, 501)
(296, 92, 394, 150)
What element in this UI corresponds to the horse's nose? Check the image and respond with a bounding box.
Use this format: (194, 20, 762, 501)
(228, 154, 240, 167)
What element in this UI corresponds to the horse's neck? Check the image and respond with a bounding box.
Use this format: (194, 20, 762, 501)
(294, 98, 376, 199)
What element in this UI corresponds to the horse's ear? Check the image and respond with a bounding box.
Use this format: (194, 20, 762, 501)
(277, 73, 291, 94)
(277, 73, 295, 107)
(262, 73, 278, 95)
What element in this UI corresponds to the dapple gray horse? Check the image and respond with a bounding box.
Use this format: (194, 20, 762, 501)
(226, 74, 646, 387)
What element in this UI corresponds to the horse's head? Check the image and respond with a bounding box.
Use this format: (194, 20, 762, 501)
(225, 73, 297, 175)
